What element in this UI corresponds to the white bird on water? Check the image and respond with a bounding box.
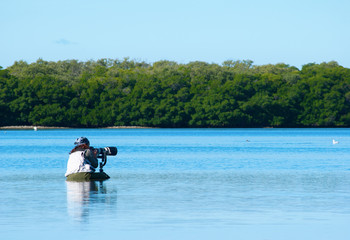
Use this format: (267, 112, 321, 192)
(333, 139, 339, 144)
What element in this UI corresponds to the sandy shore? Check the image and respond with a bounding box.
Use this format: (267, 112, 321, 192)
(0, 126, 69, 130)
(0, 125, 153, 130)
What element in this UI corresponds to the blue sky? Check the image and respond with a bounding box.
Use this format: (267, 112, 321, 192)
(1, 0, 349, 69)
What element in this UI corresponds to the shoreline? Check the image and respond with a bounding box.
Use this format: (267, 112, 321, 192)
(1, 125, 349, 130)
(0, 125, 154, 130)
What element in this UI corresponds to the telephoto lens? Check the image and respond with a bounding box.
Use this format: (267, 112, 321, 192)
(104, 147, 118, 156)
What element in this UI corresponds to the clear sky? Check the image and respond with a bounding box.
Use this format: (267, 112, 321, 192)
(1, 0, 350, 69)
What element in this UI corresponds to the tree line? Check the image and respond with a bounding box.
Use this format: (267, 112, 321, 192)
(1, 58, 349, 128)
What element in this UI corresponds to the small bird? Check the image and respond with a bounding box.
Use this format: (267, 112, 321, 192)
(333, 139, 339, 144)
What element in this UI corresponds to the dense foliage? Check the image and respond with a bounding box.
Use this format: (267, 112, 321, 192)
(1, 59, 350, 128)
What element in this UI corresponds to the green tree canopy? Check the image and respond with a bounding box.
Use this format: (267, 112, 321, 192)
(1, 59, 349, 128)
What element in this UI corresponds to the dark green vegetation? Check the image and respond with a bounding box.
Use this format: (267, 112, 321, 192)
(1, 59, 350, 128)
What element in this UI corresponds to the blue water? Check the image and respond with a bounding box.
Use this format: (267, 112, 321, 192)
(0, 128, 350, 240)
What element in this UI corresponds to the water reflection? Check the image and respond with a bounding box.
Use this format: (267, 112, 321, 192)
(66, 180, 116, 222)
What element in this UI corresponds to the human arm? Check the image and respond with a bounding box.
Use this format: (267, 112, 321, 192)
(84, 148, 99, 168)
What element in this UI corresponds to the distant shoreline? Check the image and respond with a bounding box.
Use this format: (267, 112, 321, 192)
(1, 125, 349, 130)
(0, 126, 154, 130)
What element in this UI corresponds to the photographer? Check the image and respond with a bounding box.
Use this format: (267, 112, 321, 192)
(65, 137, 99, 181)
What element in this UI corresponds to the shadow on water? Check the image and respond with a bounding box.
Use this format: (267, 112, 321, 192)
(66, 180, 117, 223)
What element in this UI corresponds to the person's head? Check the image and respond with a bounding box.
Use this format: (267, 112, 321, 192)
(74, 137, 90, 147)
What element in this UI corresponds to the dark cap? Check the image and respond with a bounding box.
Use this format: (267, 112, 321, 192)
(74, 137, 90, 146)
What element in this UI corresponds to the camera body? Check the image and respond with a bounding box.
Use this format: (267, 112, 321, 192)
(91, 146, 118, 173)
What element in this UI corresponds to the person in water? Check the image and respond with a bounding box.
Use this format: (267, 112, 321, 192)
(65, 137, 99, 181)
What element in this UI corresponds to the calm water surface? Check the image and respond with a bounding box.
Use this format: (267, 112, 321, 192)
(0, 128, 350, 240)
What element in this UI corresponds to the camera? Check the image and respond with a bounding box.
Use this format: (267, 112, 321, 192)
(91, 146, 118, 173)
(95, 147, 118, 157)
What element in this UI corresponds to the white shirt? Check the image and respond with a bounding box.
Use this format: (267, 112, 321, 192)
(65, 151, 96, 177)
